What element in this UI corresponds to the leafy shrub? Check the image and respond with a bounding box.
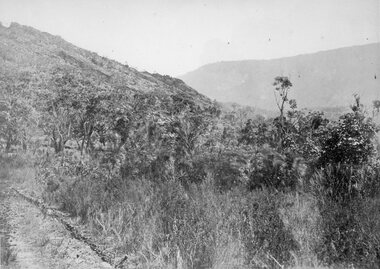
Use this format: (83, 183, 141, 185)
(242, 146, 301, 191)
(319, 99, 377, 166)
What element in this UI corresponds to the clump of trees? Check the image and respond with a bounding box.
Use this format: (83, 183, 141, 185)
(0, 72, 36, 152)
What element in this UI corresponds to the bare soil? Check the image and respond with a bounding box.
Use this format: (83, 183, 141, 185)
(0, 167, 112, 269)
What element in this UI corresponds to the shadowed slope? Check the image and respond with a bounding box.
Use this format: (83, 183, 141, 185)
(180, 43, 380, 109)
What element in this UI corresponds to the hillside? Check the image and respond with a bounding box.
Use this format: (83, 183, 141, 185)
(2, 22, 380, 269)
(180, 43, 380, 109)
(0, 22, 210, 107)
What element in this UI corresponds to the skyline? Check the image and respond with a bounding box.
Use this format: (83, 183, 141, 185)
(1, 0, 379, 76)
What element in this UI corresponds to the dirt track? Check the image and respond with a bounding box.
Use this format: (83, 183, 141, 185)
(0, 167, 112, 269)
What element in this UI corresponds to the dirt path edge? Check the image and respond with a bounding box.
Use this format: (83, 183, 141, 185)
(11, 187, 128, 269)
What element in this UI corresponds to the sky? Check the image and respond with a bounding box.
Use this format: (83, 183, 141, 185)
(0, 0, 379, 76)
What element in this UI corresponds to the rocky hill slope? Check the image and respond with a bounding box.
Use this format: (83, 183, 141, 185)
(0, 22, 210, 107)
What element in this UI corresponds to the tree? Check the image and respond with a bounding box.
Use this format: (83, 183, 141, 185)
(273, 76, 293, 123)
(272, 76, 295, 147)
(373, 100, 380, 118)
(0, 72, 35, 152)
(37, 73, 81, 153)
(36, 69, 115, 154)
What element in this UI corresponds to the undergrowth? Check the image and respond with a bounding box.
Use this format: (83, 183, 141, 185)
(37, 154, 332, 269)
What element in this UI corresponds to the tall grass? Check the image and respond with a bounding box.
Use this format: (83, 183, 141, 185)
(279, 192, 323, 268)
(36, 150, 380, 268)
(41, 161, 314, 268)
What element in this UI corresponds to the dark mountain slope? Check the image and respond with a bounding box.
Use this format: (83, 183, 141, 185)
(0, 22, 210, 107)
(180, 43, 380, 109)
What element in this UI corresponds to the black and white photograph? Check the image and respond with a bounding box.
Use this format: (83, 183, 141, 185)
(0, 0, 379, 268)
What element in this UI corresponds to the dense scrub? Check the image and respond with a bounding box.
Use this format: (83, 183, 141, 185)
(2, 70, 380, 268)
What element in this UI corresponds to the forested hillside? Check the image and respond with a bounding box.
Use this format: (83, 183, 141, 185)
(2, 23, 380, 269)
(180, 43, 380, 109)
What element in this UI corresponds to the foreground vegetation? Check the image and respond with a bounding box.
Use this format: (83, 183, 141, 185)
(2, 70, 380, 268)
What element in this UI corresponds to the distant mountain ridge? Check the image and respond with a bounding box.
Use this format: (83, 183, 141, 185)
(0, 22, 211, 107)
(179, 43, 380, 109)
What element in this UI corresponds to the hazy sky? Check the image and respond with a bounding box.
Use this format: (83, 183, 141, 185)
(0, 0, 379, 76)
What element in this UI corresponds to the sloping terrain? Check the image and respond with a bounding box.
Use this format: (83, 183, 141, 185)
(180, 43, 380, 109)
(0, 22, 210, 107)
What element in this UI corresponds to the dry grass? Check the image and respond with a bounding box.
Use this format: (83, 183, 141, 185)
(35, 152, 380, 269)
(279, 192, 323, 268)
(47, 174, 302, 268)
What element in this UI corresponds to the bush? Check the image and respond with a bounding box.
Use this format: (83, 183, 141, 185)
(319, 102, 377, 166)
